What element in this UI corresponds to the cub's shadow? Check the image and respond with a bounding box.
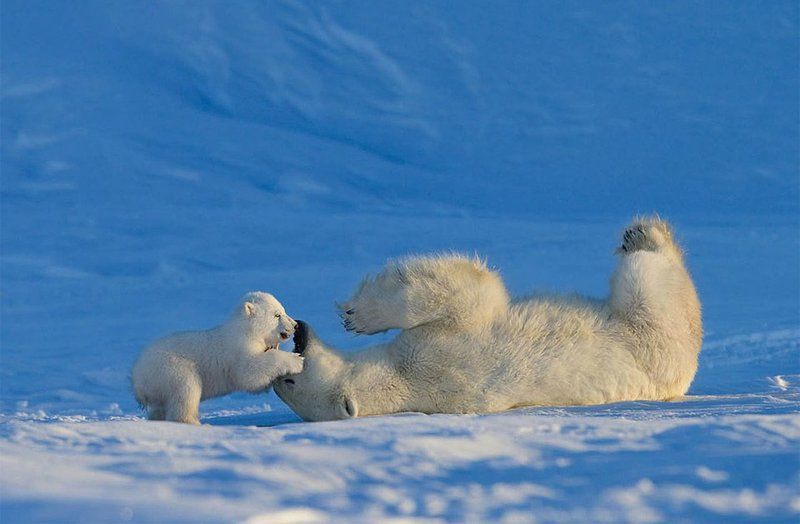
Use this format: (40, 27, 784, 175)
(203, 407, 303, 428)
(206, 412, 303, 428)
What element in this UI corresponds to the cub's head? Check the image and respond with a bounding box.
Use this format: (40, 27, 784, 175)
(274, 321, 357, 421)
(237, 292, 297, 350)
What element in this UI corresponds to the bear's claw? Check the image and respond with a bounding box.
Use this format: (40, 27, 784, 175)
(340, 307, 370, 335)
(342, 314, 364, 334)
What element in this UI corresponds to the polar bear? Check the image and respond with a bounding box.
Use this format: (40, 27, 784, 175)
(133, 292, 305, 424)
(274, 217, 702, 421)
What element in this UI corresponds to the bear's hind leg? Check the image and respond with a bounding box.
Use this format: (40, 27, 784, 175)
(608, 217, 703, 397)
(340, 254, 509, 334)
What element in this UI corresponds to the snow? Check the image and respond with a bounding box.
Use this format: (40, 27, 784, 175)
(1, 1, 798, 522)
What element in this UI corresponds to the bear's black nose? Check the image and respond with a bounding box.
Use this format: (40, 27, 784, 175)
(293, 320, 308, 354)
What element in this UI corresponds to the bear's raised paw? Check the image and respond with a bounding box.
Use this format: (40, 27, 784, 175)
(618, 217, 674, 254)
(339, 302, 389, 336)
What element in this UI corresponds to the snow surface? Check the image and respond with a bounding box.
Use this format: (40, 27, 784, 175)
(1, 1, 798, 522)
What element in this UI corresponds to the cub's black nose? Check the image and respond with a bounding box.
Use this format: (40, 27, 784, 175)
(293, 320, 309, 354)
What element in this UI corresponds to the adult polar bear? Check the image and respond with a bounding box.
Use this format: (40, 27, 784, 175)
(275, 217, 702, 421)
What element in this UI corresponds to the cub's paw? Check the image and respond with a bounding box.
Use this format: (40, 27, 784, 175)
(618, 217, 674, 254)
(282, 352, 305, 375)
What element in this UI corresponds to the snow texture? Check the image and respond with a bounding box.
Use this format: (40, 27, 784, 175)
(1, 1, 798, 522)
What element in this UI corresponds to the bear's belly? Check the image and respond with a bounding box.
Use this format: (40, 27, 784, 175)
(399, 337, 521, 413)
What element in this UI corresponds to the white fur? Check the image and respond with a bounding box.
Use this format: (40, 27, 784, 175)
(132, 292, 304, 424)
(275, 217, 703, 421)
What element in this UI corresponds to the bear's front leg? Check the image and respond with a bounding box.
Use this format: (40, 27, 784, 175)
(340, 255, 509, 334)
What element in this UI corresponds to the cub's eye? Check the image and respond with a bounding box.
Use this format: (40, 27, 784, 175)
(274, 313, 281, 318)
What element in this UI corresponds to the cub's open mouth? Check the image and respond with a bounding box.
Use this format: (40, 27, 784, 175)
(264, 343, 280, 352)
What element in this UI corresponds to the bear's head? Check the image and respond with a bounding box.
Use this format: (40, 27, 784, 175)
(274, 321, 358, 421)
(236, 291, 297, 351)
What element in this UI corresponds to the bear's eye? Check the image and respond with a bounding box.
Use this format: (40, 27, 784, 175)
(274, 313, 281, 318)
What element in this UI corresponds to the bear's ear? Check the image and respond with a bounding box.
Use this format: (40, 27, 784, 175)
(337, 395, 358, 419)
(243, 302, 256, 317)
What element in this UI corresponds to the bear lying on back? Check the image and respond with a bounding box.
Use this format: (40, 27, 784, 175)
(132, 292, 304, 424)
(275, 217, 702, 421)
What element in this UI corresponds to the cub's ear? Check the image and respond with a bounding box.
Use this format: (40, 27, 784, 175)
(337, 395, 358, 419)
(243, 302, 256, 317)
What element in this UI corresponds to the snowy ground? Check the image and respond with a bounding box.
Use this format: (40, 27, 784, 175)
(1, 2, 798, 523)
(1, 219, 797, 523)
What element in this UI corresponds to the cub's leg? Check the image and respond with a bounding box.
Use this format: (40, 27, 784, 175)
(233, 350, 305, 393)
(339, 254, 509, 334)
(146, 404, 166, 421)
(164, 377, 202, 425)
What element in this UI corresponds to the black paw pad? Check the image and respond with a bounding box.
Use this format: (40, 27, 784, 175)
(621, 225, 648, 252)
(293, 320, 309, 354)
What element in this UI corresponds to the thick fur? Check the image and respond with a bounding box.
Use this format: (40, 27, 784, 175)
(133, 292, 304, 424)
(275, 217, 702, 422)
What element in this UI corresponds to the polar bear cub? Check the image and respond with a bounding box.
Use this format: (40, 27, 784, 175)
(132, 292, 304, 424)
